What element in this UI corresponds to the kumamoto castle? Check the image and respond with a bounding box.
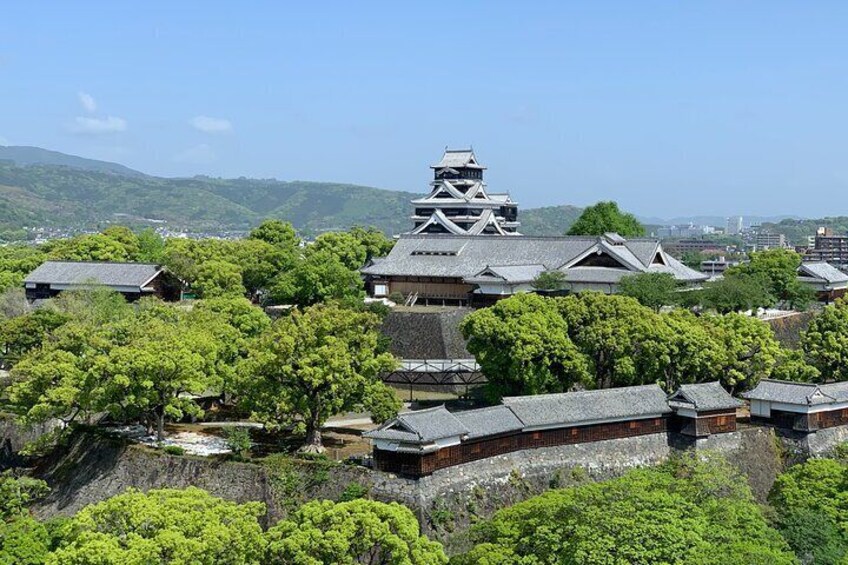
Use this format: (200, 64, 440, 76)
(362, 148, 708, 307)
(358, 149, 848, 481)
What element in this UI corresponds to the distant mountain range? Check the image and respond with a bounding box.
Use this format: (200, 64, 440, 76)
(0, 145, 811, 239)
(0, 146, 587, 238)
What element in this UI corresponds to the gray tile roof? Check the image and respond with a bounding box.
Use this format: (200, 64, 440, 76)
(432, 149, 485, 169)
(364, 405, 469, 443)
(454, 405, 524, 439)
(363, 234, 707, 284)
(466, 264, 546, 284)
(668, 382, 743, 411)
(742, 379, 848, 406)
(24, 261, 163, 289)
(503, 384, 672, 429)
(799, 262, 848, 284)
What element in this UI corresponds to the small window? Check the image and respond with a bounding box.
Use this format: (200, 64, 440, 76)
(373, 284, 388, 297)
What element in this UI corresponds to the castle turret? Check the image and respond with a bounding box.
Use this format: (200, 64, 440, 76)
(410, 148, 519, 235)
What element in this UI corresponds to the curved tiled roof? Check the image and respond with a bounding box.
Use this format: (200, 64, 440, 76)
(667, 382, 743, 411)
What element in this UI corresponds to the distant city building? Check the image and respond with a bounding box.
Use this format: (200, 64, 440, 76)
(754, 232, 788, 250)
(662, 239, 728, 256)
(362, 232, 707, 306)
(24, 261, 183, 302)
(410, 148, 519, 236)
(656, 224, 716, 238)
(726, 216, 743, 235)
(700, 257, 740, 276)
(804, 227, 848, 268)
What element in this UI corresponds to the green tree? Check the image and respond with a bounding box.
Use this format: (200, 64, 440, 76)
(729, 248, 814, 310)
(770, 458, 848, 563)
(46, 234, 129, 262)
(700, 313, 782, 392)
(308, 231, 368, 270)
(458, 453, 794, 565)
(802, 299, 848, 382)
(47, 487, 266, 565)
(531, 270, 566, 292)
(265, 499, 447, 565)
(100, 303, 237, 440)
(618, 272, 679, 312)
(699, 273, 775, 314)
(237, 304, 397, 451)
(557, 292, 677, 389)
(193, 260, 244, 298)
(566, 201, 645, 237)
(0, 309, 70, 360)
(461, 293, 591, 399)
(349, 226, 394, 260)
(135, 228, 166, 263)
(100, 226, 140, 258)
(192, 296, 271, 342)
(0, 475, 51, 565)
(270, 251, 364, 307)
(249, 219, 300, 249)
(772, 349, 821, 383)
(0, 245, 47, 293)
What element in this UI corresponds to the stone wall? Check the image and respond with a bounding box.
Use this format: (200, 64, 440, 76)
(12, 424, 800, 556)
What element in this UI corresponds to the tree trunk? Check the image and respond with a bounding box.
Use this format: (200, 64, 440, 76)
(300, 413, 325, 454)
(156, 406, 165, 443)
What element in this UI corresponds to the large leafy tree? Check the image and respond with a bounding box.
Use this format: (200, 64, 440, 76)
(700, 313, 782, 393)
(265, 499, 447, 565)
(557, 293, 678, 389)
(0, 309, 69, 360)
(461, 293, 591, 399)
(193, 259, 244, 298)
(46, 487, 266, 565)
(100, 226, 141, 258)
(618, 272, 679, 312)
(801, 298, 848, 381)
(308, 231, 368, 270)
(566, 201, 645, 237)
(769, 458, 848, 564)
(249, 219, 300, 249)
(237, 303, 397, 451)
(698, 273, 775, 314)
(99, 302, 237, 440)
(456, 454, 794, 565)
(727, 248, 814, 310)
(46, 233, 130, 262)
(270, 251, 364, 307)
(349, 226, 394, 260)
(7, 295, 237, 440)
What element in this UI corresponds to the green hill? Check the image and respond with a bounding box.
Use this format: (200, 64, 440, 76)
(0, 145, 146, 177)
(0, 146, 582, 238)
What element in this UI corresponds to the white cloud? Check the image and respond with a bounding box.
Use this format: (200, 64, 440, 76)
(78, 91, 97, 113)
(190, 115, 232, 133)
(174, 143, 216, 164)
(0, 135, 8, 146)
(69, 116, 127, 134)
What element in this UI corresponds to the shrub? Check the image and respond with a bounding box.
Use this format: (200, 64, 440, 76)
(162, 445, 185, 456)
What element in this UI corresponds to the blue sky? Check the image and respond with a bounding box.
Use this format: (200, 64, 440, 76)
(1, 2, 847, 218)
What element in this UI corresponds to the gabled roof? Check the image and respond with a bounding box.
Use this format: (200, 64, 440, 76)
(24, 261, 164, 289)
(432, 149, 485, 170)
(362, 234, 706, 283)
(741, 379, 848, 406)
(798, 262, 848, 284)
(668, 382, 743, 412)
(503, 384, 671, 429)
(364, 405, 469, 443)
(466, 264, 546, 284)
